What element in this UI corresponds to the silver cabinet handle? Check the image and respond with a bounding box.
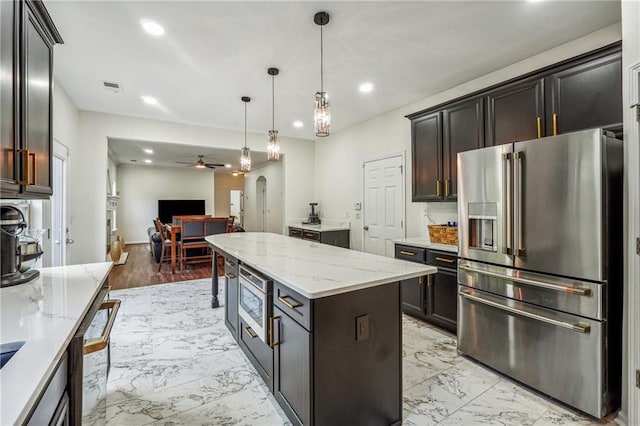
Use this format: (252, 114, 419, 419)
(502, 152, 512, 255)
(84, 299, 121, 354)
(460, 290, 590, 333)
(514, 151, 525, 256)
(459, 264, 591, 296)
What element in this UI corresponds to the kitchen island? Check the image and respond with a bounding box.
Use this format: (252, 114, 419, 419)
(206, 232, 436, 426)
(0, 262, 112, 425)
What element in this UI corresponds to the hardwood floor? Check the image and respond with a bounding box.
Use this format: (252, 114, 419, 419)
(108, 243, 215, 290)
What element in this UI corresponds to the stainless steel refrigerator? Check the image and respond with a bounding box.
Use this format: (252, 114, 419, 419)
(456, 128, 623, 418)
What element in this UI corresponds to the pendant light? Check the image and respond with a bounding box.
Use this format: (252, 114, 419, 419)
(267, 67, 280, 161)
(314, 11, 331, 137)
(240, 96, 251, 172)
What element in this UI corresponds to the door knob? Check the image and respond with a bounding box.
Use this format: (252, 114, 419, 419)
(66, 238, 75, 245)
(363, 226, 369, 231)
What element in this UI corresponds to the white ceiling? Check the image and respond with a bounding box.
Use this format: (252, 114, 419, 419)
(48, 1, 620, 163)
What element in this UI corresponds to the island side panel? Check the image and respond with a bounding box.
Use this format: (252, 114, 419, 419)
(313, 282, 402, 425)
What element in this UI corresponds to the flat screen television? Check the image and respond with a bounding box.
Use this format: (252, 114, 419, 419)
(158, 199, 205, 224)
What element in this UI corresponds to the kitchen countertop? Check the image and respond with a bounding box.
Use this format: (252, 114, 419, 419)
(394, 237, 459, 253)
(287, 221, 350, 232)
(0, 262, 112, 425)
(207, 232, 436, 299)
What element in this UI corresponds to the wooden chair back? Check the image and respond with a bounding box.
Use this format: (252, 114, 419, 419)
(205, 217, 228, 236)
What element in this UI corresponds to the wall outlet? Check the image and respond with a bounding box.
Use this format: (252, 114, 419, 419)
(356, 314, 369, 341)
(354, 202, 361, 211)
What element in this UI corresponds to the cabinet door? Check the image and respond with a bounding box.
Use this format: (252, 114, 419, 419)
(273, 306, 312, 426)
(427, 270, 457, 333)
(486, 78, 544, 146)
(22, 4, 53, 196)
(0, 0, 19, 194)
(411, 112, 442, 201)
(401, 276, 426, 319)
(224, 260, 239, 338)
(442, 97, 484, 201)
(546, 50, 622, 135)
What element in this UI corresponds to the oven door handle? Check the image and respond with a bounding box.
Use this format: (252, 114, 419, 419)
(83, 299, 121, 355)
(458, 264, 591, 296)
(459, 290, 590, 334)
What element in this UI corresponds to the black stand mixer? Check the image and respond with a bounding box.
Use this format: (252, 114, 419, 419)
(1, 205, 40, 287)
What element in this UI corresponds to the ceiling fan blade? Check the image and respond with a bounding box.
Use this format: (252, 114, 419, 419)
(205, 165, 217, 169)
(204, 163, 225, 168)
(175, 161, 195, 165)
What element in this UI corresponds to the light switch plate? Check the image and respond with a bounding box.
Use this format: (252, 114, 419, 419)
(354, 202, 361, 211)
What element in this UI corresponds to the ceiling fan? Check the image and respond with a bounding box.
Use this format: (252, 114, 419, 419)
(176, 155, 225, 169)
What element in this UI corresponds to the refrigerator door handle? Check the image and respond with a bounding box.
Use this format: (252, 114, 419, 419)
(514, 151, 525, 256)
(502, 153, 512, 255)
(459, 289, 590, 333)
(458, 264, 592, 296)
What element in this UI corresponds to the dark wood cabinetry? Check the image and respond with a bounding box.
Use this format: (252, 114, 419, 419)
(486, 78, 544, 146)
(223, 256, 239, 338)
(411, 98, 483, 202)
(409, 43, 622, 199)
(546, 50, 622, 136)
(395, 244, 458, 332)
(0, 0, 62, 199)
(288, 227, 350, 249)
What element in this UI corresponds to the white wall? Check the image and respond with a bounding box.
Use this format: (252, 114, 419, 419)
(52, 81, 80, 264)
(621, 1, 640, 424)
(315, 24, 622, 252)
(70, 110, 314, 264)
(243, 160, 284, 234)
(116, 165, 215, 243)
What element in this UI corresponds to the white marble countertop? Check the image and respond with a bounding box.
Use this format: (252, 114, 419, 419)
(0, 262, 112, 425)
(287, 220, 350, 232)
(393, 237, 459, 253)
(207, 232, 436, 299)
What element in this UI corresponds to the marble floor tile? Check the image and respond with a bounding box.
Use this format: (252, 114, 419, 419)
(105, 279, 605, 426)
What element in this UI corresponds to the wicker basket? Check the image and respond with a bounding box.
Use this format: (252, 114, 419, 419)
(427, 225, 458, 245)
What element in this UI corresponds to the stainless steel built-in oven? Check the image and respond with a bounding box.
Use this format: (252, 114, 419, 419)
(238, 265, 272, 343)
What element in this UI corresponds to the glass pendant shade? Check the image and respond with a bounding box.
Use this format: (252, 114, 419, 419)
(314, 91, 331, 137)
(267, 130, 280, 161)
(240, 146, 251, 172)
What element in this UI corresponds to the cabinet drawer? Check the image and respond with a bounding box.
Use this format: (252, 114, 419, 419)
(394, 245, 426, 263)
(274, 281, 312, 331)
(301, 230, 320, 242)
(288, 227, 303, 238)
(427, 250, 457, 270)
(239, 318, 273, 390)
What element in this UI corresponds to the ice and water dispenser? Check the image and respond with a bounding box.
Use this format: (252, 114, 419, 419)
(467, 202, 498, 252)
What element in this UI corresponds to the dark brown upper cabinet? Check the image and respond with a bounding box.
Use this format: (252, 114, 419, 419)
(442, 97, 484, 200)
(411, 111, 441, 201)
(485, 77, 544, 146)
(545, 49, 622, 136)
(0, 0, 62, 199)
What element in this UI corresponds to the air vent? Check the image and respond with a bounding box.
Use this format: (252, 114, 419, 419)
(102, 81, 122, 93)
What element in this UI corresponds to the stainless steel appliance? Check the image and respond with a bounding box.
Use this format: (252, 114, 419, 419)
(69, 284, 120, 425)
(457, 128, 623, 418)
(238, 265, 272, 343)
(1, 206, 40, 287)
(308, 202, 321, 225)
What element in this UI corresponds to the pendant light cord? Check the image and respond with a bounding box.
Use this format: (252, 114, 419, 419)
(244, 102, 247, 149)
(320, 24, 324, 92)
(272, 74, 275, 130)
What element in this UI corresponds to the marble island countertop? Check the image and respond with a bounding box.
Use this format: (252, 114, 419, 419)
(393, 237, 459, 253)
(207, 232, 436, 299)
(0, 262, 112, 425)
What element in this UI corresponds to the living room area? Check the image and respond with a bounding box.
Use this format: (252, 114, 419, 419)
(105, 138, 283, 290)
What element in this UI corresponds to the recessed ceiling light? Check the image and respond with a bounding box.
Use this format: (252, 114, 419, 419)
(359, 82, 374, 93)
(225, 164, 232, 168)
(144, 159, 152, 164)
(141, 95, 158, 105)
(143, 148, 153, 154)
(293, 121, 304, 128)
(140, 19, 165, 36)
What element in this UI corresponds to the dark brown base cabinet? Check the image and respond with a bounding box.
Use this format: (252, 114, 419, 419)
(223, 255, 239, 338)
(395, 244, 458, 333)
(224, 253, 402, 426)
(288, 227, 350, 249)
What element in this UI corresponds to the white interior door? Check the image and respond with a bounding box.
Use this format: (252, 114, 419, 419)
(230, 190, 243, 225)
(49, 141, 69, 266)
(363, 154, 404, 257)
